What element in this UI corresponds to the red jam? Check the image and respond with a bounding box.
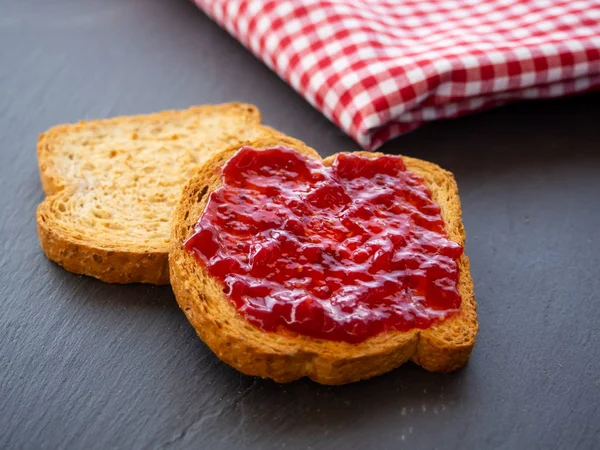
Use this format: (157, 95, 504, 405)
(185, 147, 463, 344)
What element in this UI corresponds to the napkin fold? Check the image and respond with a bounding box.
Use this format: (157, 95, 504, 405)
(195, 0, 600, 149)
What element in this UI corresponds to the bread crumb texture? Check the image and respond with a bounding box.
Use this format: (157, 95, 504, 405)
(37, 103, 282, 284)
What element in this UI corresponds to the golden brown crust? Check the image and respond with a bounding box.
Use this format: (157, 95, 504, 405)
(169, 139, 478, 384)
(37, 199, 170, 284)
(36, 103, 281, 284)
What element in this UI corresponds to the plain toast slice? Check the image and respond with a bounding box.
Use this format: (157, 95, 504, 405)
(37, 103, 282, 284)
(169, 138, 478, 385)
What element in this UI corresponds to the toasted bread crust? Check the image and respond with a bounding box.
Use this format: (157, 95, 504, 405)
(36, 103, 282, 284)
(37, 200, 171, 284)
(169, 140, 477, 384)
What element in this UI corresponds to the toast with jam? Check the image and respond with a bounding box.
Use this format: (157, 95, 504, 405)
(36, 103, 287, 284)
(169, 137, 478, 384)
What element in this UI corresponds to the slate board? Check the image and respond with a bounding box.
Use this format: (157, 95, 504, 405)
(2, 1, 599, 449)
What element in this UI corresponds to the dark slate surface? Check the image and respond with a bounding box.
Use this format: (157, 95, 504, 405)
(2, 1, 599, 449)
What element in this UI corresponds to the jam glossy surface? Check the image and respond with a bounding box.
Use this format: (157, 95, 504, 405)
(185, 147, 463, 343)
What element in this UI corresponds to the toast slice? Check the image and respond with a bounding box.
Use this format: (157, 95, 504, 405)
(36, 103, 284, 284)
(169, 138, 478, 385)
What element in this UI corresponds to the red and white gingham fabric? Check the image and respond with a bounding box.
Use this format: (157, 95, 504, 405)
(194, 0, 600, 150)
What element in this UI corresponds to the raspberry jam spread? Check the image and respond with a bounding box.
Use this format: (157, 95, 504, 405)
(185, 147, 463, 344)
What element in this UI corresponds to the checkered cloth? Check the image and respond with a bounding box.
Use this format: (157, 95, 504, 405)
(194, 0, 600, 150)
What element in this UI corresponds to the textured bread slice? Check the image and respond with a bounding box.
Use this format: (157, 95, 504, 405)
(169, 138, 478, 385)
(36, 103, 284, 284)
